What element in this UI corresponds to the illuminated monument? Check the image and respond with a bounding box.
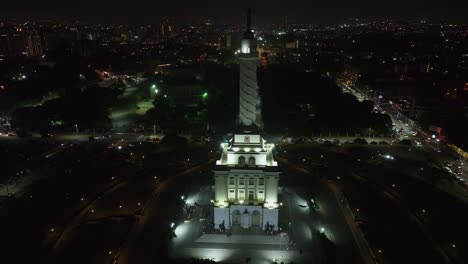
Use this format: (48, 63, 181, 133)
(213, 10, 280, 231)
(238, 9, 263, 128)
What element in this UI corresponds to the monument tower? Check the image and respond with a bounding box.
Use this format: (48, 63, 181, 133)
(238, 9, 263, 128)
(213, 9, 280, 231)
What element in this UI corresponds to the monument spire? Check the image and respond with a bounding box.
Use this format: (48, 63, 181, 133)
(245, 8, 252, 34)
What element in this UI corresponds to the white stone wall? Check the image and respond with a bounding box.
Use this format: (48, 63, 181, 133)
(230, 204, 263, 228)
(226, 152, 267, 166)
(264, 172, 280, 208)
(217, 135, 277, 167)
(220, 205, 278, 230)
(214, 171, 228, 207)
(214, 207, 230, 229)
(262, 208, 279, 230)
(234, 134, 261, 144)
(226, 169, 266, 203)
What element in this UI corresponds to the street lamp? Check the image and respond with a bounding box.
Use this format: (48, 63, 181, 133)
(150, 84, 159, 95)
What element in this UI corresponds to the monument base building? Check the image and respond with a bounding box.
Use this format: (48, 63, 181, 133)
(213, 132, 280, 231)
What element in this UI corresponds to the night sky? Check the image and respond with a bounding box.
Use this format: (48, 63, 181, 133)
(2, 0, 468, 23)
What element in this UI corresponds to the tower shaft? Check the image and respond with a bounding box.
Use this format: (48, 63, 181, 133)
(239, 55, 260, 127)
(238, 8, 262, 128)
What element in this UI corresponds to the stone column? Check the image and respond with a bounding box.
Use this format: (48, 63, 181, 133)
(214, 171, 228, 207)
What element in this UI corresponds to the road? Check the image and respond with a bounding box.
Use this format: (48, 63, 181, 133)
(349, 171, 453, 264)
(338, 82, 416, 141)
(278, 157, 370, 264)
(115, 160, 214, 264)
(0, 132, 164, 143)
(338, 81, 468, 182)
(46, 180, 128, 262)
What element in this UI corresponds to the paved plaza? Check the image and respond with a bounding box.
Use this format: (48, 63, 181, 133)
(196, 234, 289, 245)
(168, 185, 321, 263)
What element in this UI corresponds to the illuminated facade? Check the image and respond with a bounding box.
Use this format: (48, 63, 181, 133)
(213, 134, 280, 230)
(213, 10, 280, 231)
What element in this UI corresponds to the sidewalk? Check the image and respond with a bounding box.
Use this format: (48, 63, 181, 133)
(196, 234, 288, 245)
(328, 183, 376, 264)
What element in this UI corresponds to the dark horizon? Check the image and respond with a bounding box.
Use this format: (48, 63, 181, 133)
(2, 1, 468, 24)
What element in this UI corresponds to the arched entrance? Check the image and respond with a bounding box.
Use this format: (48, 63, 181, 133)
(238, 156, 246, 166)
(231, 210, 241, 226)
(251, 210, 261, 227)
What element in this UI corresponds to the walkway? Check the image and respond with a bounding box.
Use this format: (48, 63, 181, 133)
(196, 234, 288, 245)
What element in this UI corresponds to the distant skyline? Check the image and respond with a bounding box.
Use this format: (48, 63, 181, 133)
(2, 0, 468, 24)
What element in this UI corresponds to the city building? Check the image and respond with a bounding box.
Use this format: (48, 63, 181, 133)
(213, 10, 280, 231)
(0, 33, 9, 60)
(160, 20, 175, 40)
(25, 30, 43, 57)
(7, 27, 27, 56)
